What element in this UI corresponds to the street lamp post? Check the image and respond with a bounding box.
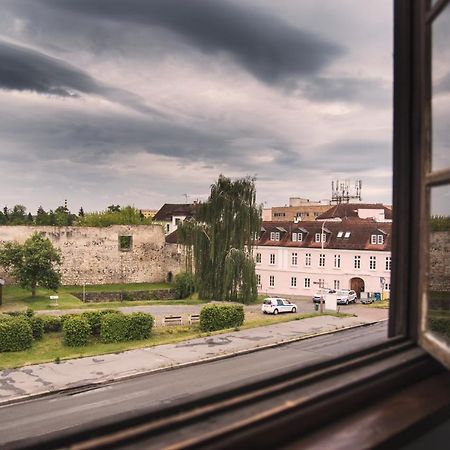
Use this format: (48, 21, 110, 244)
(320, 220, 328, 314)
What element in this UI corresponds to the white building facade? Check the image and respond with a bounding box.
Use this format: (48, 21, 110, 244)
(255, 221, 391, 299)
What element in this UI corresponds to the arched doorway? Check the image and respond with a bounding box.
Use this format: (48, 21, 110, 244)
(350, 277, 365, 298)
(167, 271, 173, 283)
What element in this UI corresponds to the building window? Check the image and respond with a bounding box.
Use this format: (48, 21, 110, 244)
(369, 256, 377, 270)
(269, 254, 276, 265)
(384, 283, 391, 291)
(304, 278, 311, 288)
(319, 254, 325, 267)
(292, 232, 303, 242)
(270, 231, 280, 241)
(166, 223, 170, 233)
(344, 231, 351, 238)
(256, 253, 261, 263)
(385, 256, 391, 271)
(290, 277, 297, 288)
(118, 235, 132, 251)
(354, 255, 361, 269)
(377, 235, 384, 244)
(371, 234, 377, 244)
(305, 253, 311, 266)
(291, 252, 298, 265)
(269, 275, 275, 287)
(337, 231, 343, 238)
(334, 280, 340, 290)
(318, 278, 325, 288)
(315, 233, 326, 243)
(175, 218, 182, 226)
(334, 254, 341, 268)
(256, 274, 261, 286)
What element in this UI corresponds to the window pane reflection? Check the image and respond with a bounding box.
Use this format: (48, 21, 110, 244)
(428, 185, 450, 345)
(432, 5, 450, 171)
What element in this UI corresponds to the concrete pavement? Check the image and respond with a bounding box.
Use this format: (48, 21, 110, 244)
(0, 310, 387, 406)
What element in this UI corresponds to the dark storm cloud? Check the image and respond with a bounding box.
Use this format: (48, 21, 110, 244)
(0, 40, 98, 96)
(41, 0, 343, 85)
(0, 40, 164, 116)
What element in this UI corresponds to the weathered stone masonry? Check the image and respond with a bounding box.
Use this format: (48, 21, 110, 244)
(0, 225, 182, 285)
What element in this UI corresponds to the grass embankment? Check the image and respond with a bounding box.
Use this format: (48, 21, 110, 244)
(0, 283, 205, 312)
(0, 311, 352, 370)
(363, 299, 390, 309)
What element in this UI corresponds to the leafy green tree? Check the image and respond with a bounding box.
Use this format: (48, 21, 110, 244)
(27, 212, 33, 224)
(77, 205, 152, 227)
(0, 210, 6, 225)
(107, 205, 121, 213)
(178, 175, 261, 304)
(0, 233, 62, 297)
(9, 205, 27, 225)
(35, 206, 50, 225)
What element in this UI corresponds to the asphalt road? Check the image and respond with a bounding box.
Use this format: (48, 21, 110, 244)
(0, 321, 387, 447)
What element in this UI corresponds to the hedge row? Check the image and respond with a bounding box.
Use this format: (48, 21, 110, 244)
(199, 304, 245, 332)
(62, 311, 154, 347)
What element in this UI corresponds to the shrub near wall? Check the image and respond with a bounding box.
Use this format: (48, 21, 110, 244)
(63, 316, 91, 347)
(0, 317, 33, 352)
(29, 316, 44, 340)
(128, 312, 154, 340)
(100, 313, 130, 343)
(199, 304, 245, 332)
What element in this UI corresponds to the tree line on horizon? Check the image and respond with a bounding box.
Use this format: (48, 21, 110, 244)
(0, 204, 153, 227)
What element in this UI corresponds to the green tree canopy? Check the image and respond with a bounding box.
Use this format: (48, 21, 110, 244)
(0, 233, 62, 297)
(76, 205, 152, 227)
(178, 175, 261, 303)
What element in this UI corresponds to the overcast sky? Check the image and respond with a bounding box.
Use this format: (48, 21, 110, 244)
(0, 0, 393, 213)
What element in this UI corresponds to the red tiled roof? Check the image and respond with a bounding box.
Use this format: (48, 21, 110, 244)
(316, 203, 392, 220)
(258, 220, 391, 251)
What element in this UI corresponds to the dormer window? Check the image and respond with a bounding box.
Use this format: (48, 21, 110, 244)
(344, 231, 351, 238)
(371, 234, 384, 244)
(315, 233, 326, 243)
(337, 231, 343, 238)
(292, 232, 303, 242)
(270, 231, 280, 241)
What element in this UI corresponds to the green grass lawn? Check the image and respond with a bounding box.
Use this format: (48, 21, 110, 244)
(0, 311, 352, 370)
(0, 283, 204, 312)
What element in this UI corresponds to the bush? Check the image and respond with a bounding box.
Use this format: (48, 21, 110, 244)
(81, 311, 104, 336)
(63, 316, 91, 347)
(100, 312, 130, 343)
(174, 272, 196, 299)
(60, 314, 80, 327)
(128, 312, 154, 340)
(0, 317, 33, 352)
(199, 304, 245, 332)
(29, 316, 44, 340)
(41, 315, 62, 332)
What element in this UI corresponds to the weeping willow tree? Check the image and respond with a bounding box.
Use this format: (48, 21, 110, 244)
(177, 175, 262, 303)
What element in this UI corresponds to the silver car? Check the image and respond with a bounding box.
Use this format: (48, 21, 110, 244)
(336, 289, 357, 305)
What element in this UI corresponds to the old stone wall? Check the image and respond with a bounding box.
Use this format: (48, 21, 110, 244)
(0, 225, 182, 286)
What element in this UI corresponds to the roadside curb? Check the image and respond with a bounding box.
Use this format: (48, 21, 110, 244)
(0, 319, 387, 408)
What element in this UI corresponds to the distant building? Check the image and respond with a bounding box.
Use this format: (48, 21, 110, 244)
(271, 197, 331, 222)
(153, 203, 196, 234)
(254, 220, 391, 298)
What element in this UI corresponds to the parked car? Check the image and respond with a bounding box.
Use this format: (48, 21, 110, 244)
(262, 297, 297, 315)
(336, 289, 357, 305)
(312, 289, 336, 304)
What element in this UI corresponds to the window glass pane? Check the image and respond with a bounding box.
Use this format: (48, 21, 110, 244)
(432, 5, 450, 171)
(427, 185, 450, 345)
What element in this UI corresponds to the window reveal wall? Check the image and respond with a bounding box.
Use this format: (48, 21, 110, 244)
(0, 225, 181, 285)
